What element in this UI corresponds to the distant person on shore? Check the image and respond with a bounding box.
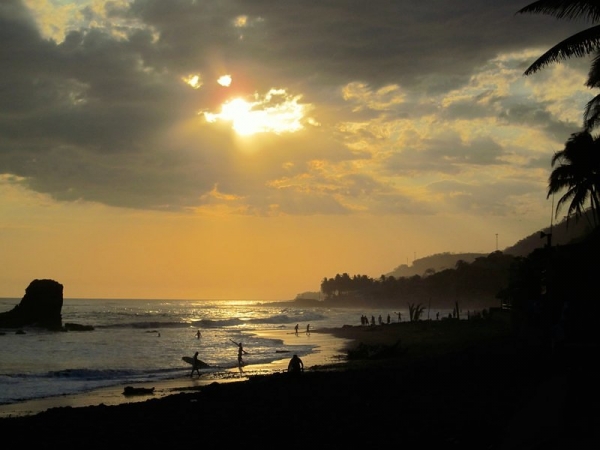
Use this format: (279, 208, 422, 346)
(294, 324, 299, 335)
(288, 354, 304, 374)
(397, 312, 402, 322)
(371, 315, 375, 326)
(196, 329, 201, 339)
(387, 314, 391, 324)
(306, 324, 310, 335)
(190, 351, 201, 377)
(378, 315, 383, 325)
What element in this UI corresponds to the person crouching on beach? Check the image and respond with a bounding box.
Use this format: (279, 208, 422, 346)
(288, 354, 304, 374)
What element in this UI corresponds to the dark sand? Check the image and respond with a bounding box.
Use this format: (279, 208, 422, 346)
(0, 313, 596, 449)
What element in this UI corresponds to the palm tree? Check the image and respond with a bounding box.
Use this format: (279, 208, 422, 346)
(517, 1, 600, 130)
(547, 130, 600, 227)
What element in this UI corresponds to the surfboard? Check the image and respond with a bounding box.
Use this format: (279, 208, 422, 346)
(182, 356, 210, 369)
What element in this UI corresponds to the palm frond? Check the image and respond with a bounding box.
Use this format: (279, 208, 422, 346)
(517, 1, 600, 22)
(583, 94, 600, 130)
(585, 51, 600, 87)
(524, 25, 600, 75)
(554, 186, 576, 214)
(551, 150, 564, 166)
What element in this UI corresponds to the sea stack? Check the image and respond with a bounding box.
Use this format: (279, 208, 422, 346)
(0, 279, 64, 330)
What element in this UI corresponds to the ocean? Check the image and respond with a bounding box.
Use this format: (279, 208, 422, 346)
(0, 298, 405, 411)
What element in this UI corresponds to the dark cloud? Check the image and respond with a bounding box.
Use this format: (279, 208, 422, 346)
(426, 178, 543, 216)
(0, 0, 590, 214)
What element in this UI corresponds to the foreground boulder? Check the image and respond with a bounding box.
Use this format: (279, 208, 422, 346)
(0, 279, 64, 330)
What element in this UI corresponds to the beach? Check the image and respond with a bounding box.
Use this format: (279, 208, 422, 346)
(0, 325, 353, 418)
(0, 314, 596, 449)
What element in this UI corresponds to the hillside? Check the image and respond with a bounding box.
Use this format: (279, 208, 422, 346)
(386, 213, 594, 279)
(294, 213, 594, 301)
(503, 212, 594, 257)
(385, 253, 485, 279)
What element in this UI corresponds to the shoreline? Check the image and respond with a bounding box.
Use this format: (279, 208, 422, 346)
(0, 316, 595, 448)
(0, 326, 352, 419)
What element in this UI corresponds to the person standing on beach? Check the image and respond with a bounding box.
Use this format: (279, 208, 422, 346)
(306, 324, 310, 335)
(231, 340, 248, 367)
(294, 324, 299, 335)
(196, 329, 201, 339)
(288, 354, 304, 373)
(237, 342, 245, 366)
(190, 351, 201, 377)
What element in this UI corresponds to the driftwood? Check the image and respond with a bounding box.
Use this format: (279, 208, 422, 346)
(123, 386, 155, 396)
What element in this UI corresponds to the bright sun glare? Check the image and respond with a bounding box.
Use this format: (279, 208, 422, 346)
(203, 88, 309, 136)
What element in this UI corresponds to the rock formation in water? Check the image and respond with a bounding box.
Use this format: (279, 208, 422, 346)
(0, 279, 64, 330)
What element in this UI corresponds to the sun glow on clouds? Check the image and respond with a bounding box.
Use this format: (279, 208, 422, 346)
(217, 75, 232, 87)
(203, 89, 311, 136)
(183, 74, 202, 89)
(24, 0, 150, 43)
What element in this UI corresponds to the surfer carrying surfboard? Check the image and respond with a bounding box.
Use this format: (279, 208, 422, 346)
(190, 351, 201, 377)
(230, 340, 248, 367)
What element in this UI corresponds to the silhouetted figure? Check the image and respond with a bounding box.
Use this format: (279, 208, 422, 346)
(196, 329, 201, 339)
(190, 351, 201, 377)
(378, 315, 383, 325)
(371, 315, 375, 326)
(294, 324, 299, 335)
(387, 314, 391, 324)
(231, 340, 248, 367)
(288, 354, 304, 373)
(397, 312, 402, 322)
(436, 312, 440, 320)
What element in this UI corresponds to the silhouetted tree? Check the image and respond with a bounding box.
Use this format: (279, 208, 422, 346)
(407, 302, 426, 321)
(548, 131, 600, 228)
(517, 1, 600, 131)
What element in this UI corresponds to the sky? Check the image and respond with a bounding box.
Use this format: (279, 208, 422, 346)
(0, 0, 594, 300)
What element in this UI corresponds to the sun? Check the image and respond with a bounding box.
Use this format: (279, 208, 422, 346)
(203, 89, 311, 136)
